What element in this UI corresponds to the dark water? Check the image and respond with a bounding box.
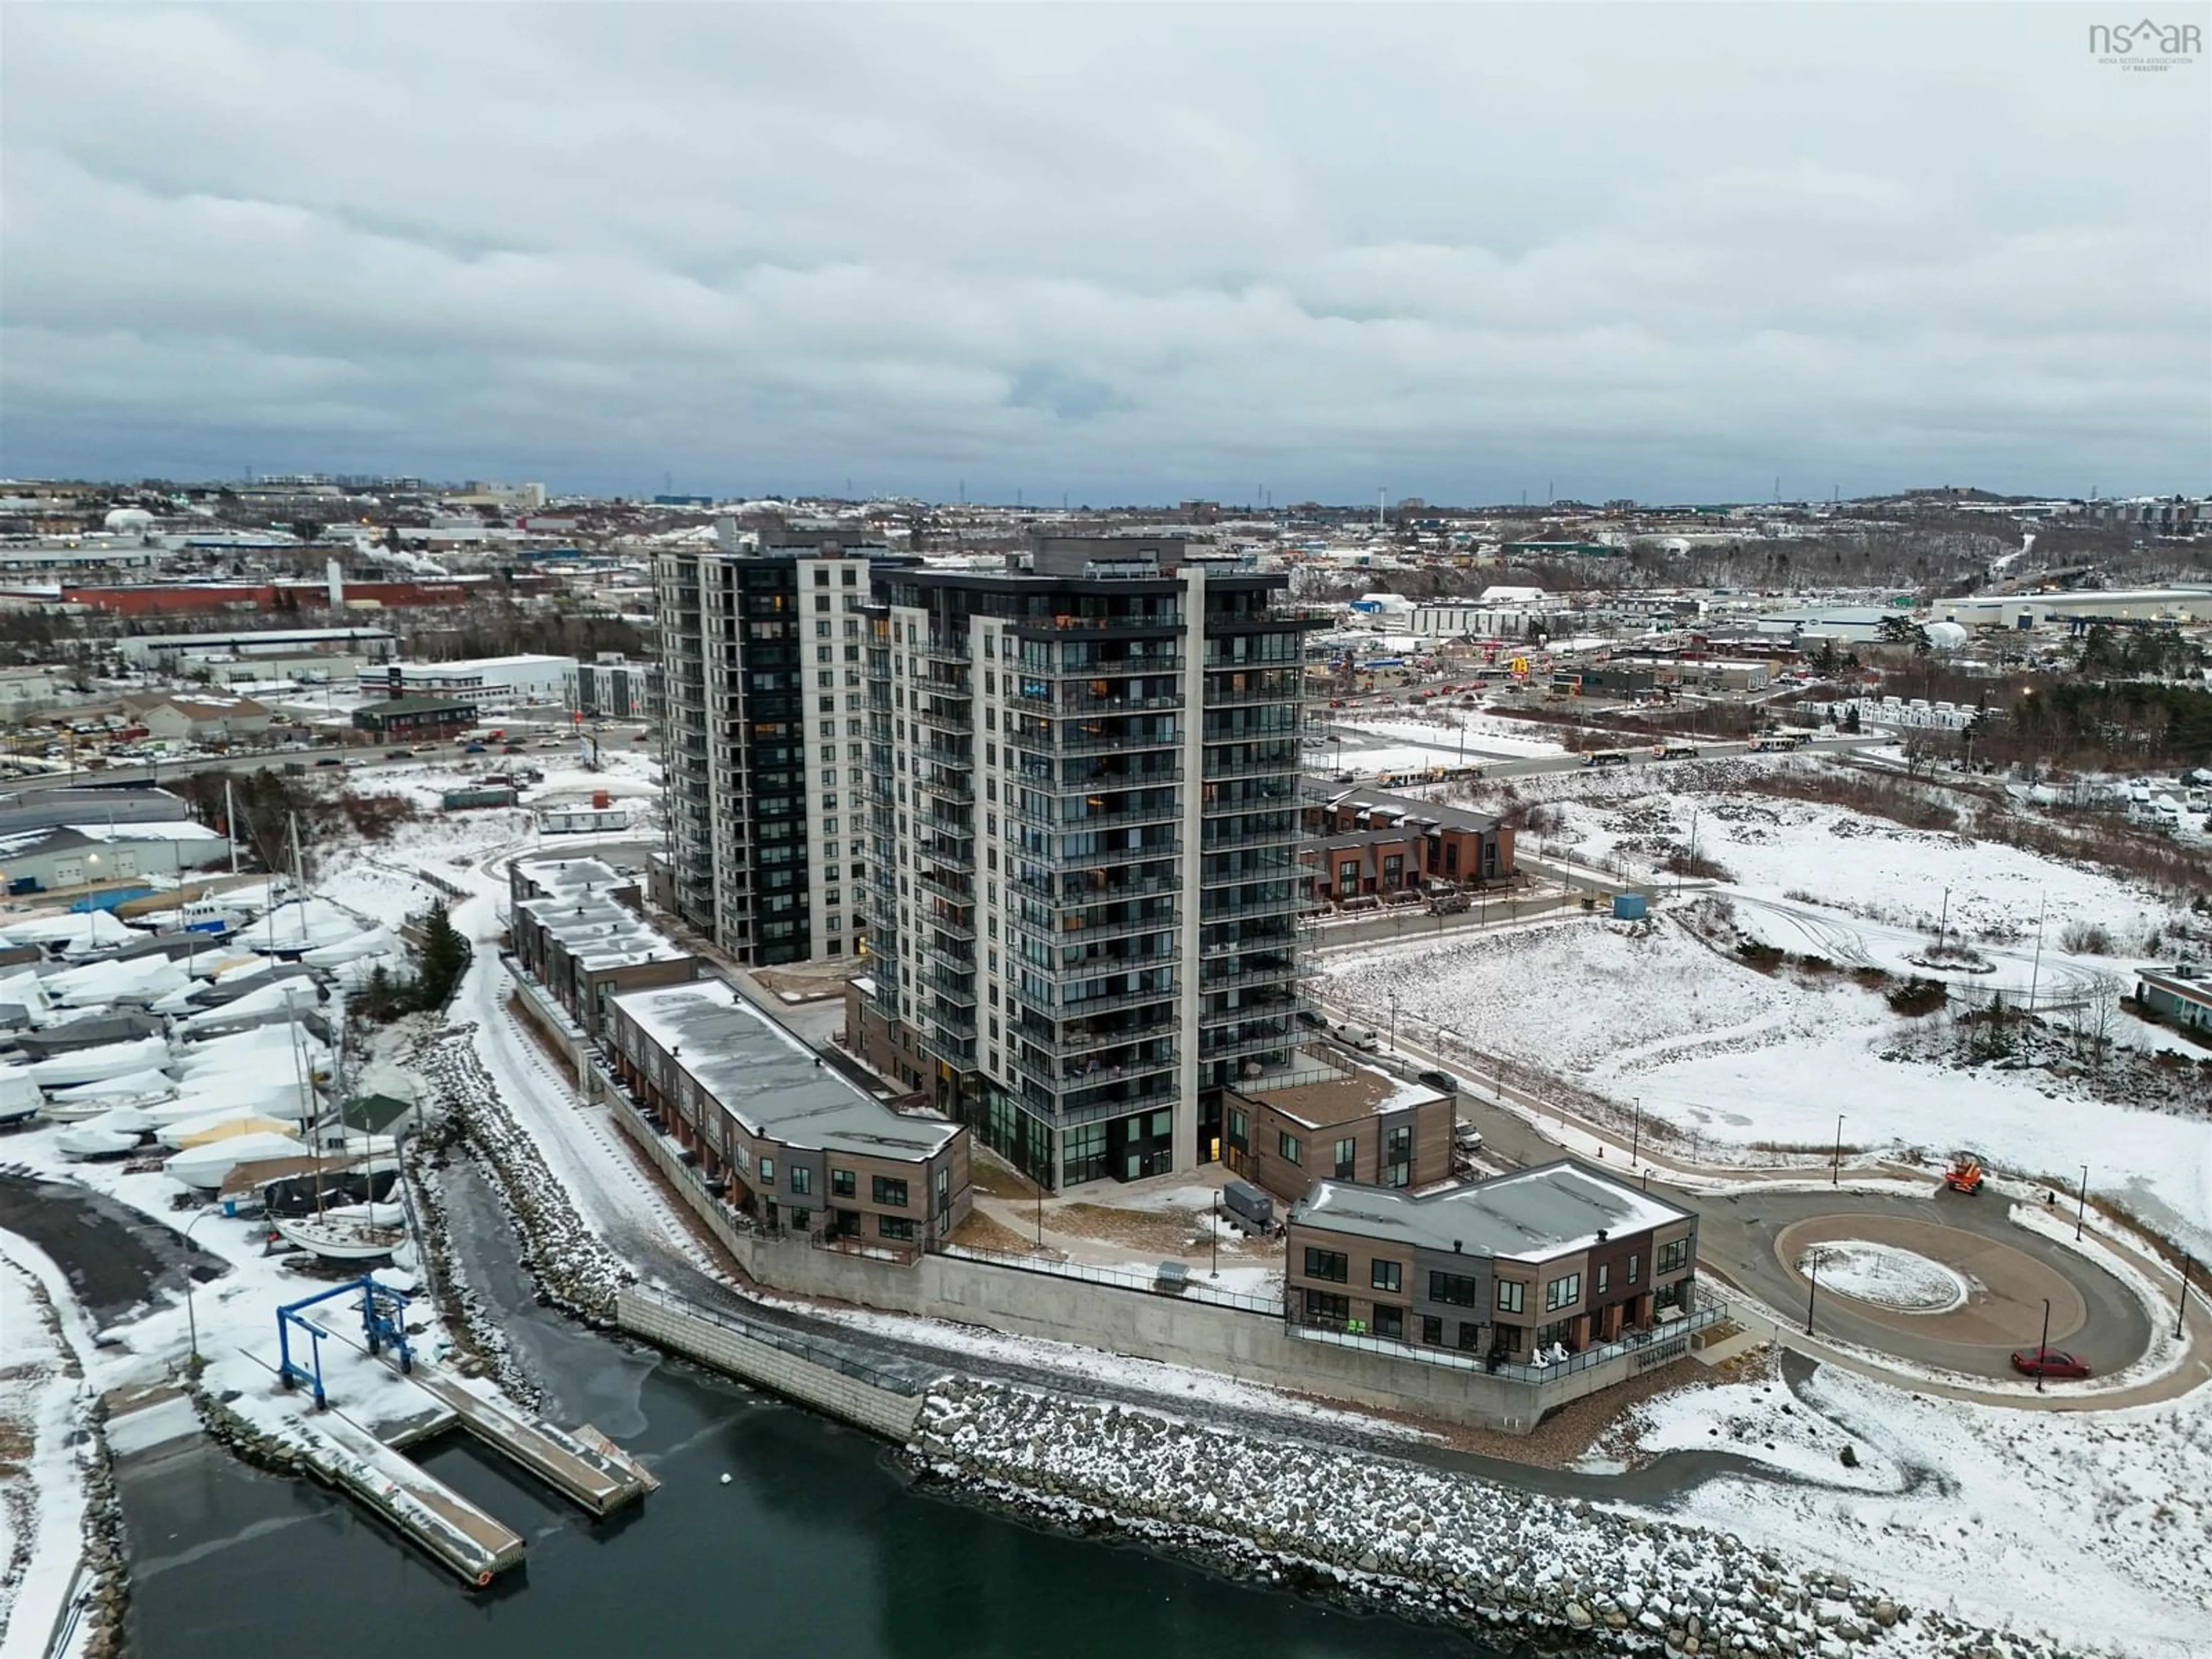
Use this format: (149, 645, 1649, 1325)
(116, 1168, 1498, 1659)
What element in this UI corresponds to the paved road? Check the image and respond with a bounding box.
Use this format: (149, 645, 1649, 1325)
(1692, 1187, 2152, 1379)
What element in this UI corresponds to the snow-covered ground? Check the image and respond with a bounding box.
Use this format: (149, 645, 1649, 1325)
(0, 1236, 90, 1659)
(1622, 1363, 2209, 1657)
(1797, 1241, 1970, 1314)
(1319, 706, 1573, 767)
(1327, 916, 2212, 1251)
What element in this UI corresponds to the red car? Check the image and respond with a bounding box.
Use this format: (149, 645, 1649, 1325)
(2010, 1346, 2091, 1380)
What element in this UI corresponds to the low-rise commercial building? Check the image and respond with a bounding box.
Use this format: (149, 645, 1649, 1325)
(606, 977, 971, 1250)
(1302, 785, 1514, 904)
(359, 654, 575, 707)
(1284, 1159, 1698, 1364)
(120, 692, 274, 745)
(351, 695, 476, 742)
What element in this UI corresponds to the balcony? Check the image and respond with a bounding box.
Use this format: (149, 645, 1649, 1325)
(1012, 869, 1180, 904)
(1200, 888, 1307, 922)
(1016, 1006, 1180, 1058)
(1009, 794, 1182, 835)
(1044, 725, 1184, 757)
(1202, 748, 1302, 780)
(1007, 1043, 1180, 1094)
(1046, 903, 1180, 943)
(925, 965, 978, 1005)
(1018, 835, 1182, 872)
(917, 867, 975, 904)
(1052, 978, 1180, 1016)
(1203, 678, 1304, 707)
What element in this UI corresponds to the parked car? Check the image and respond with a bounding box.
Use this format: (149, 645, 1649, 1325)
(1452, 1120, 1484, 1153)
(385, 748, 414, 759)
(315, 756, 342, 767)
(2009, 1346, 2090, 1380)
(1417, 1068, 1460, 1096)
(1332, 1023, 1379, 1051)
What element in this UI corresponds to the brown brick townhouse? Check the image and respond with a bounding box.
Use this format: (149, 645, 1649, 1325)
(605, 977, 972, 1250)
(1283, 1158, 1698, 1364)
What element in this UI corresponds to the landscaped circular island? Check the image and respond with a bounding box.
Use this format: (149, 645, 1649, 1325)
(1798, 1239, 1972, 1314)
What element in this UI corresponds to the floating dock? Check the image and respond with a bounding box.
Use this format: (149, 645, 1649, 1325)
(404, 1366, 650, 1517)
(292, 1406, 527, 1588)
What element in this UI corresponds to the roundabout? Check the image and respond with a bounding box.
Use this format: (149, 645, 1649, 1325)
(1686, 1187, 2155, 1382)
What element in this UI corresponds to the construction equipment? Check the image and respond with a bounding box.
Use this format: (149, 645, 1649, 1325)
(1942, 1152, 1986, 1195)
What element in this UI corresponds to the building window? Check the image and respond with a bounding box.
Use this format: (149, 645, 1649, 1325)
(1384, 1124, 1411, 1188)
(1658, 1237, 1690, 1273)
(1226, 1109, 1247, 1152)
(1495, 1279, 1525, 1315)
(1302, 1247, 1347, 1283)
(1373, 1305, 1404, 1340)
(1456, 1320, 1483, 1352)
(1595, 1263, 1608, 1296)
(1627, 1253, 1640, 1285)
(1302, 1289, 1350, 1324)
(1332, 1137, 1356, 1179)
(831, 1169, 855, 1199)
(880, 1215, 915, 1241)
(1371, 1259, 1402, 1294)
(759, 1157, 775, 1188)
(1420, 1315, 1444, 1346)
(1278, 1131, 1301, 1165)
(786, 1165, 813, 1197)
(1429, 1270, 1479, 1308)
(871, 1174, 909, 1209)
(842, 566, 857, 586)
(791, 1209, 810, 1232)
(1544, 1272, 1582, 1312)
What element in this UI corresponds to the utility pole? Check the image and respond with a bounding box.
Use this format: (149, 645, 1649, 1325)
(1833, 1114, 1844, 1185)
(2029, 891, 2046, 1011)
(1937, 885, 1951, 953)
(1804, 1246, 1822, 1335)
(2076, 1165, 2089, 1241)
(2035, 1297, 2051, 1392)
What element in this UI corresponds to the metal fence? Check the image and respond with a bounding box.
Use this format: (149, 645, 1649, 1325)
(943, 1243, 1282, 1316)
(1287, 1301, 1726, 1385)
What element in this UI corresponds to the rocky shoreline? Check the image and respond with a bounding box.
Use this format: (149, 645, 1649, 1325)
(912, 1381, 2077, 1659)
(409, 1020, 629, 1324)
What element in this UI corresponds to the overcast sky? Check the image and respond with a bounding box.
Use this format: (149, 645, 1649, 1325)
(4, 5, 2207, 504)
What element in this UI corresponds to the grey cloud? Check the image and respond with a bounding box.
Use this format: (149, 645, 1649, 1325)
(1, 5, 2205, 500)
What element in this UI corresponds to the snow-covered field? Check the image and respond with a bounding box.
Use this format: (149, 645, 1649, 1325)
(1624, 1363, 2210, 1657)
(1325, 916, 2212, 1252)
(1319, 706, 1573, 767)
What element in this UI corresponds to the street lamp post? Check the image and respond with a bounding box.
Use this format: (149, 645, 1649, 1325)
(1804, 1247, 1822, 1335)
(1211, 1190, 1221, 1279)
(2180, 1254, 2195, 1341)
(2035, 1296, 2052, 1394)
(1631, 1097, 1642, 1166)
(1388, 993, 1400, 1055)
(1832, 1114, 1845, 1186)
(181, 1209, 218, 1372)
(2076, 1165, 2089, 1243)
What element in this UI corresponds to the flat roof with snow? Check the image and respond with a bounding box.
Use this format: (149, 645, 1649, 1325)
(1291, 1158, 1694, 1262)
(515, 891, 684, 972)
(612, 978, 959, 1163)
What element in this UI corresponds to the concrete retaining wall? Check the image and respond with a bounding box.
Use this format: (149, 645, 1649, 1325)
(614, 1290, 923, 1443)
(605, 1068, 1676, 1433)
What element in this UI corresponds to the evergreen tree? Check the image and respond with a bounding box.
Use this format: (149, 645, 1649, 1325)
(412, 903, 474, 1009)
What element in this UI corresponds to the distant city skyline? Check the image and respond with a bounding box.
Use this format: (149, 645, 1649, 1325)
(3, 7, 2206, 501)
